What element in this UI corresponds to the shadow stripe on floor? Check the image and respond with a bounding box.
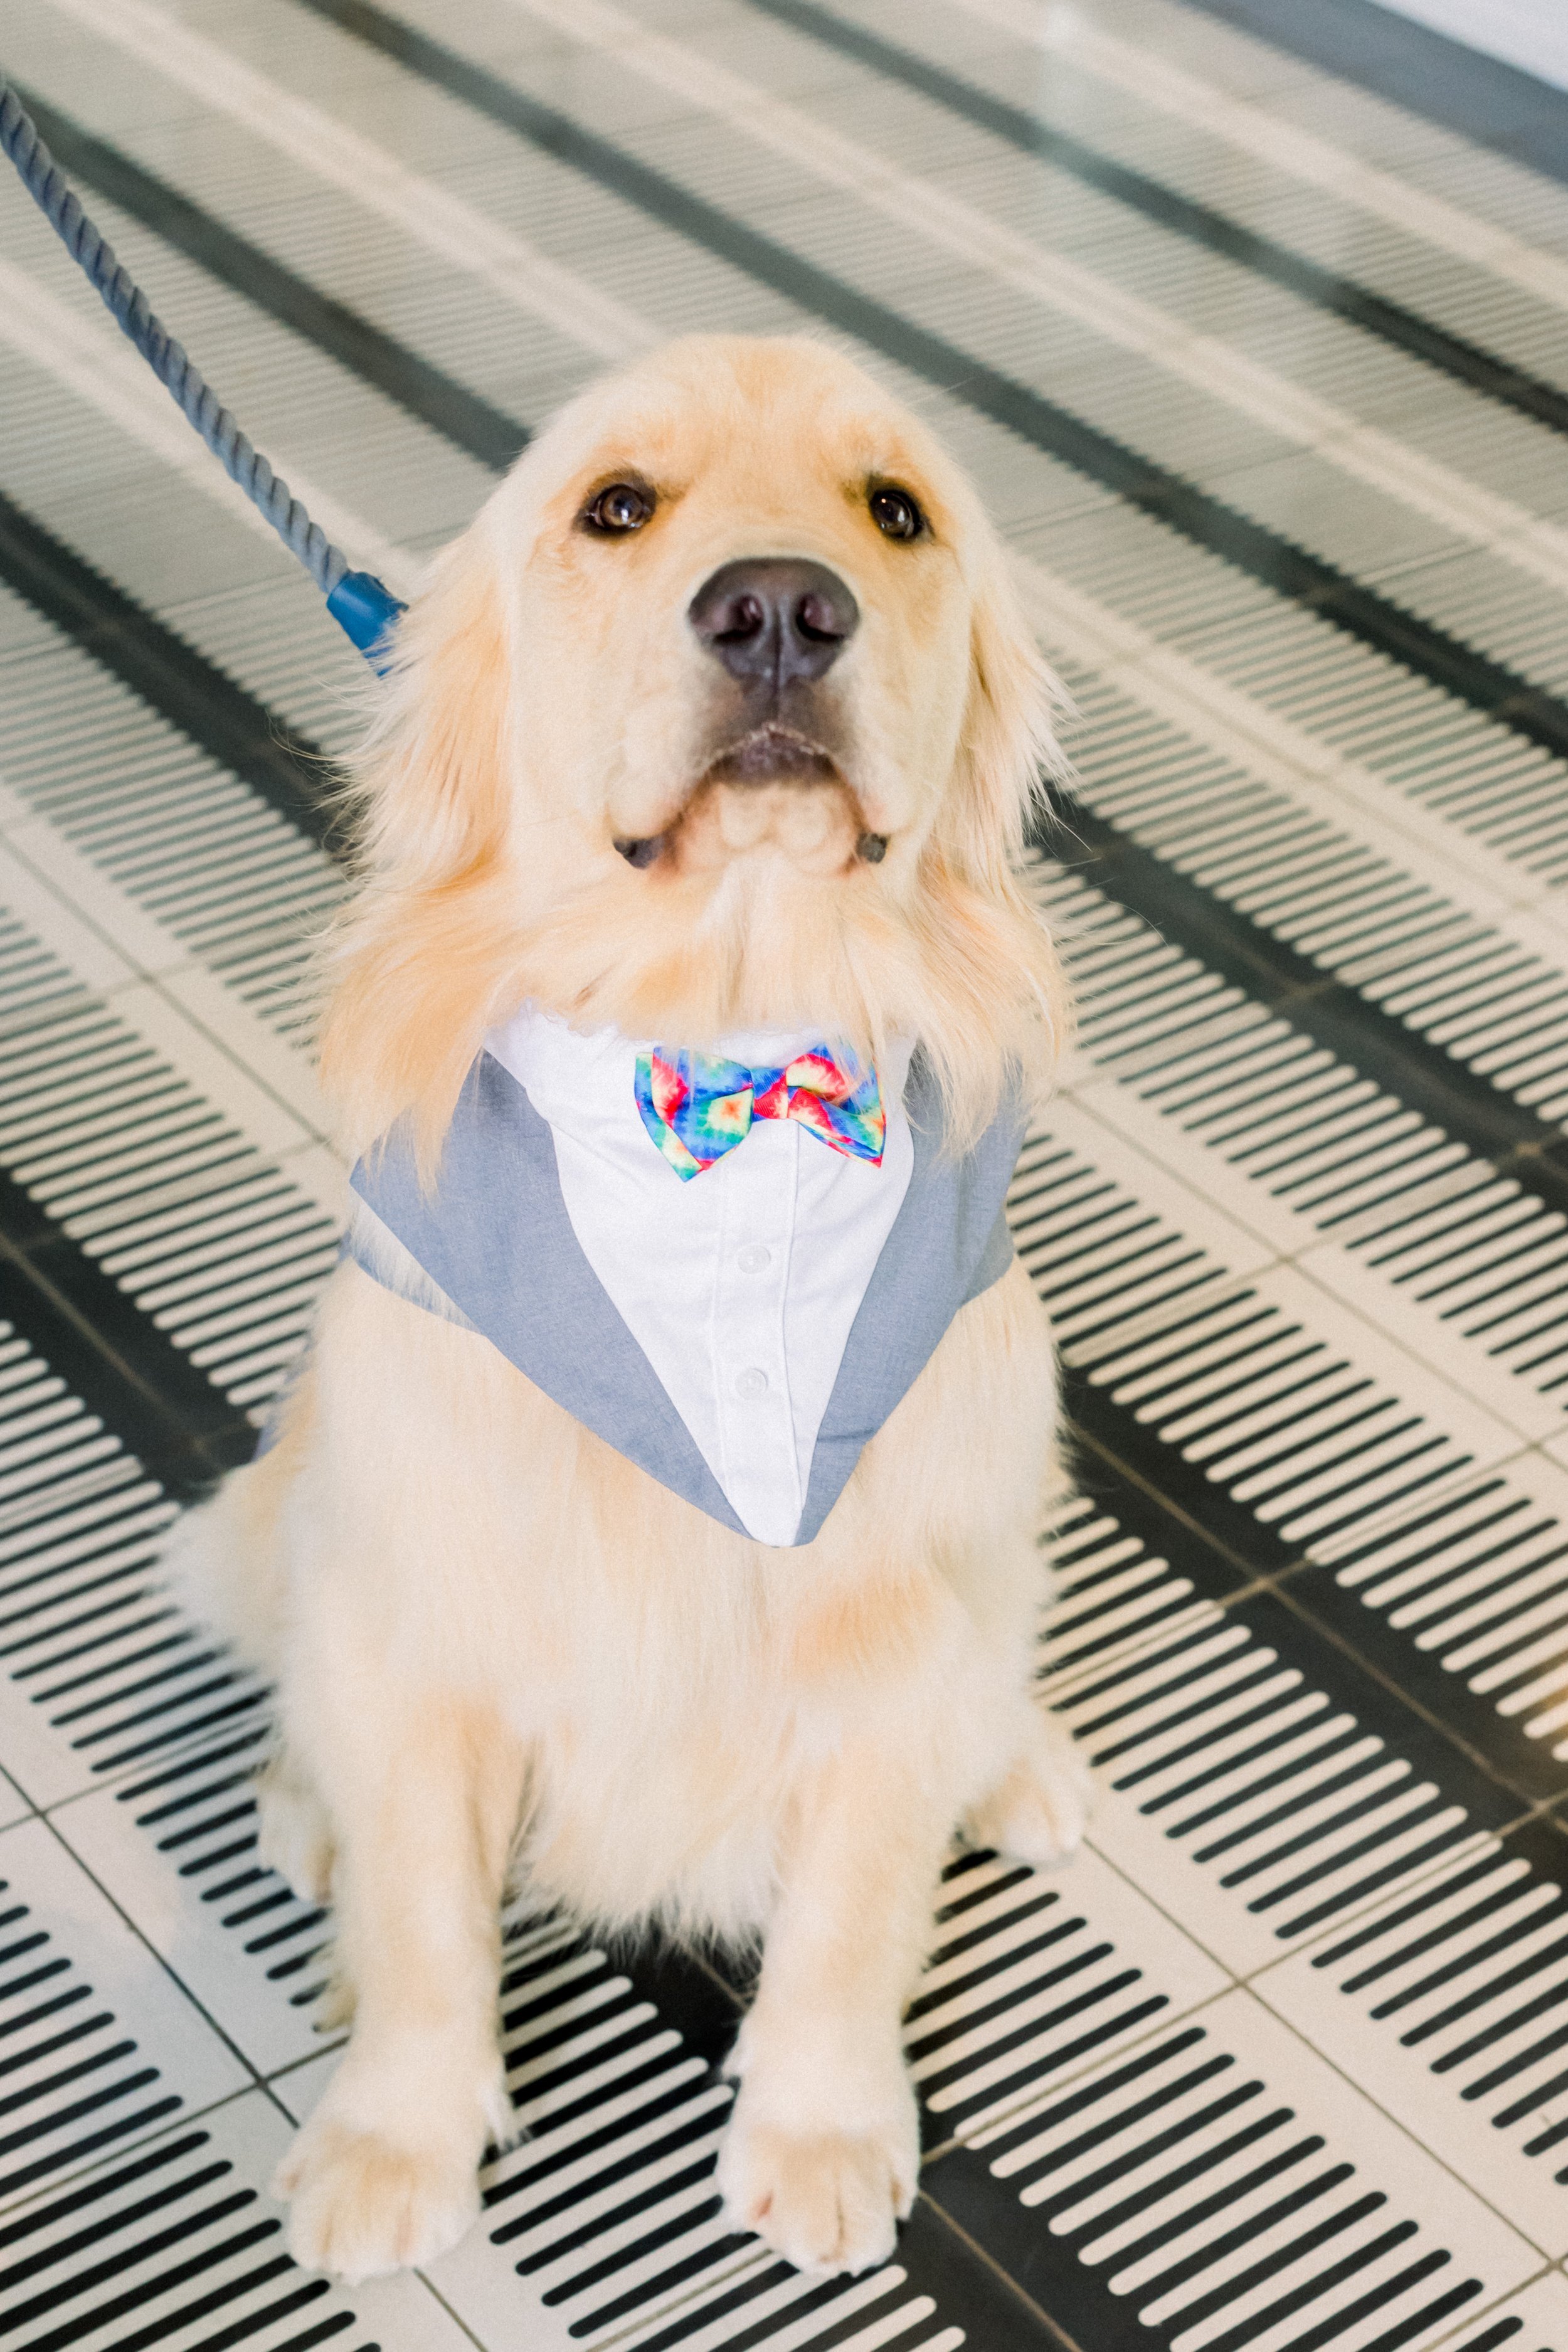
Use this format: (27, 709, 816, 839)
(0, 492, 338, 862)
(0, 1163, 253, 1499)
(297, 0, 1568, 773)
(1044, 803, 1568, 1224)
(1182, 0, 1568, 190)
(14, 86, 530, 476)
(736, 0, 1568, 445)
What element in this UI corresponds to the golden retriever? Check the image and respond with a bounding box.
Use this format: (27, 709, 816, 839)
(170, 334, 1089, 2285)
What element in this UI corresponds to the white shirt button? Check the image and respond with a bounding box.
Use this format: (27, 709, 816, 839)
(736, 1243, 772, 1274)
(735, 1366, 770, 1400)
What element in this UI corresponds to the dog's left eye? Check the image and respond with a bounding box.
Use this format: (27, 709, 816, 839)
(582, 481, 656, 535)
(869, 484, 925, 541)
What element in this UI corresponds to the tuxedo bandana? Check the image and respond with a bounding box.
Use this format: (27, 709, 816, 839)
(635, 1044, 886, 1180)
(344, 1016, 1024, 1545)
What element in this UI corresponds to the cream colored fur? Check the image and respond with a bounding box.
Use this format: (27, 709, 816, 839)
(169, 336, 1089, 2284)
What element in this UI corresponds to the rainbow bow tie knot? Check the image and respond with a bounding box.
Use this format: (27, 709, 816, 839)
(635, 1045, 885, 1180)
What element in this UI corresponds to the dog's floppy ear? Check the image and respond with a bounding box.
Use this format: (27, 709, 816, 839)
(352, 521, 514, 877)
(319, 517, 523, 1170)
(941, 544, 1063, 895)
(909, 531, 1071, 1143)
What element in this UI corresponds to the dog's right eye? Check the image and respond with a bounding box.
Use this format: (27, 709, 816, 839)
(581, 482, 656, 535)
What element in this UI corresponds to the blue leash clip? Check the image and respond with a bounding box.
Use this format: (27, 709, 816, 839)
(327, 569, 409, 674)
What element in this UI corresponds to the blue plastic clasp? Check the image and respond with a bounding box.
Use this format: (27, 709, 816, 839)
(327, 568, 408, 675)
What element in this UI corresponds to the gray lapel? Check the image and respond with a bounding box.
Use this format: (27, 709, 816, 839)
(352, 1052, 746, 1535)
(797, 1058, 1022, 1542)
(352, 1049, 1021, 1547)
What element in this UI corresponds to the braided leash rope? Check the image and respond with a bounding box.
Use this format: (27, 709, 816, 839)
(0, 75, 405, 664)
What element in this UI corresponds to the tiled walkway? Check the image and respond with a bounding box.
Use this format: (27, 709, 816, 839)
(2, 0, 1568, 2344)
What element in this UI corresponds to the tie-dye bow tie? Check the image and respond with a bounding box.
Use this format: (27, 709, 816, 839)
(635, 1045, 886, 1180)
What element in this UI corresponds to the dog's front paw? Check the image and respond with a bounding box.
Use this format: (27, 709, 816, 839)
(966, 1706, 1093, 1867)
(717, 2084, 918, 2276)
(275, 2111, 481, 2280)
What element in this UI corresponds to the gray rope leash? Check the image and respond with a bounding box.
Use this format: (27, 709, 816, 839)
(0, 75, 404, 662)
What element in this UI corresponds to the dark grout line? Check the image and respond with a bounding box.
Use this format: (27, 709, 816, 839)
(1263, 1568, 1562, 1814)
(297, 0, 1568, 778)
(736, 0, 1568, 445)
(14, 87, 529, 476)
(1066, 1367, 1301, 1590)
(37, 1809, 272, 2106)
(908, 2190, 1086, 2350)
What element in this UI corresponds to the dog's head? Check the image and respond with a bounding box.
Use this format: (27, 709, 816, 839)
(322, 337, 1068, 1163)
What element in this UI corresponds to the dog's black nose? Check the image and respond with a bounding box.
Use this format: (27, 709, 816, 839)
(689, 559, 859, 688)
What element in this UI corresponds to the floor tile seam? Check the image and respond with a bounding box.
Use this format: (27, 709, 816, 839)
(590, 2243, 781, 2352)
(1226, 1978, 1565, 2264)
(78, 975, 332, 1165)
(0, 2071, 296, 2234)
(1241, 1994, 1568, 2267)
(920, 1978, 1245, 2166)
(408, 2270, 490, 2351)
(1056, 1461, 1568, 1806)
(1259, 1572, 1555, 1811)
(1056, 1085, 1567, 1458)
(1062, 1422, 1271, 1594)
(1080, 1793, 1522, 2008)
(1129, 1226, 1563, 1438)
(263, 2038, 347, 2096)
(1051, 1083, 1300, 1275)
(1077, 1828, 1251, 1995)
(1417, 2260, 1568, 2352)
(1231, 1801, 1540, 1992)
(911, 2185, 1086, 2349)
(37, 1715, 275, 1825)
(924, 1964, 1551, 2271)
(1073, 626, 1568, 946)
(34, 1803, 274, 2102)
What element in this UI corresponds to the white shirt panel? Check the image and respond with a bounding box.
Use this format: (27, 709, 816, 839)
(485, 1010, 914, 1545)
